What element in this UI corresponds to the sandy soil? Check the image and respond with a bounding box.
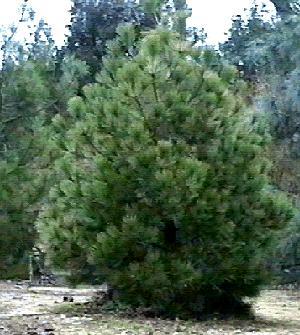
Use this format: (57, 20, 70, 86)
(0, 282, 299, 334)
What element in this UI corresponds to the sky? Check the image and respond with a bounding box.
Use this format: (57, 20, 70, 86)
(0, 0, 276, 46)
(187, 0, 275, 44)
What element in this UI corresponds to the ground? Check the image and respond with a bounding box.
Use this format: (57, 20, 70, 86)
(0, 282, 299, 334)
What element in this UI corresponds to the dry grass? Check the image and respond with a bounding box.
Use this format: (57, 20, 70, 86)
(0, 282, 299, 334)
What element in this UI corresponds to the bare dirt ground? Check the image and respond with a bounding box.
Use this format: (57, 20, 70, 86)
(0, 282, 299, 334)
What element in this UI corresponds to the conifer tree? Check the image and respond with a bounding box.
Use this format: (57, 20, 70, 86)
(0, 0, 91, 278)
(38, 26, 292, 317)
(271, 0, 300, 17)
(221, 3, 300, 277)
(65, 0, 156, 76)
(173, 0, 187, 37)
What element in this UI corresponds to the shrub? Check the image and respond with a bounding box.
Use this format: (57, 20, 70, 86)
(38, 26, 293, 318)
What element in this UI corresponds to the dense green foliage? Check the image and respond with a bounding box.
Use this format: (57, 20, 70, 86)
(37, 26, 292, 317)
(0, 0, 92, 278)
(0, 2, 53, 277)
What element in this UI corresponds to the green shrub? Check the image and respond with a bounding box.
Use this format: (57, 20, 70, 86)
(38, 26, 293, 318)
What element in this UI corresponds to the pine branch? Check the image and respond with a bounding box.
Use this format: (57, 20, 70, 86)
(151, 73, 160, 102)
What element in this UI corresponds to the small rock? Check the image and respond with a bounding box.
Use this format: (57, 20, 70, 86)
(44, 327, 55, 332)
(63, 296, 74, 302)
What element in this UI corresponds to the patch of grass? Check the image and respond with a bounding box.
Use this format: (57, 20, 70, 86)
(95, 317, 154, 333)
(51, 302, 87, 315)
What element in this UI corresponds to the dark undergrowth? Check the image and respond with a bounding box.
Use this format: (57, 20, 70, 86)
(52, 291, 255, 322)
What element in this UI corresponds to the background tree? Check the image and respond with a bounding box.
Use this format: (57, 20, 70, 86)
(270, 0, 300, 17)
(173, 0, 187, 37)
(0, 1, 46, 278)
(0, 0, 90, 278)
(220, 4, 274, 82)
(65, 0, 156, 76)
(221, 2, 300, 281)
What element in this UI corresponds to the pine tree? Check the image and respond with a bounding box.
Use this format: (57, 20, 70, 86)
(38, 26, 293, 317)
(271, 0, 300, 17)
(221, 3, 300, 277)
(65, 0, 156, 76)
(0, 0, 91, 278)
(220, 4, 274, 82)
(173, 0, 187, 37)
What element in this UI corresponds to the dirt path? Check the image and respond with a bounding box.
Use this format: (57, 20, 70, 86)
(0, 282, 299, 334)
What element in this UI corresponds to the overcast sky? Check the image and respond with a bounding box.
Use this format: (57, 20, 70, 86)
(0, 0, 275, 46)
